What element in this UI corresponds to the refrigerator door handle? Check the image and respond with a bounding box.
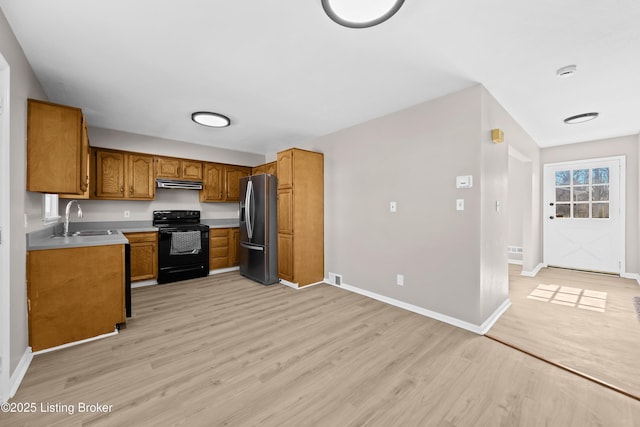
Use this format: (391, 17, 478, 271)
(245, 180, 253, 240)
(241, 242, 264, 251)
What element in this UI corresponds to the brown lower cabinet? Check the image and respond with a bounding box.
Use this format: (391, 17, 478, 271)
(27, 245, 125, 352)
(209, 227, 240, 270)
(124, 232, 158, 282)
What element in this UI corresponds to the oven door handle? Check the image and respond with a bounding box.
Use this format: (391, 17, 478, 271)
(245, 180, 254, 240)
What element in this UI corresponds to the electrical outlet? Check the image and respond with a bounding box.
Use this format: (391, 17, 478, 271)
(124, 210, 130, 218)
(397, 274, 404, 286)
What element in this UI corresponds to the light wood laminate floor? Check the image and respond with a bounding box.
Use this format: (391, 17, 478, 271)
(488, 264, 640, 399)
(2, 272, 640, 426)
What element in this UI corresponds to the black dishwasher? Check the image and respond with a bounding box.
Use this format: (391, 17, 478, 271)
(125, 242, 131, 317)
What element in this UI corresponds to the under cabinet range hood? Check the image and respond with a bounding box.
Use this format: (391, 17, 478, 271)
(155, 178, 203, 190)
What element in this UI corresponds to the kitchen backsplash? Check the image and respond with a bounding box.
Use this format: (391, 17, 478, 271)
(58, 188, 239, 222)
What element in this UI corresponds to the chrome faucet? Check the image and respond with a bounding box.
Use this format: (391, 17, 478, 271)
(64, 200, 83, 236)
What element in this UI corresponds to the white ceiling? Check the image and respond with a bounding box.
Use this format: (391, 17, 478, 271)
(1, 1, 639, 154)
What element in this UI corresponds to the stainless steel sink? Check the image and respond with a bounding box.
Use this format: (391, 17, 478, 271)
(71, 229, 115, 237)
(51, 229, 116, 238)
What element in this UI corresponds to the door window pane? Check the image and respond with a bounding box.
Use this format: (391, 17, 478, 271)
(573, 169, 589, 185)
(592, 168, 609, 184)
(592, 185, 609, 201)
(552, 165, 613, 220)
(592, 203, 609, 219)
(556, 187, 570, 202)
(555, 171, 570, 186)
(573, 203, 589, 218)
(573, 186, 589, 202)
(556, 204, 570, 218)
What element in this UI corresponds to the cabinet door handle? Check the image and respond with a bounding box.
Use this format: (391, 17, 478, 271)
(130, 186, 134, 194)
(120, 187, 124, 193)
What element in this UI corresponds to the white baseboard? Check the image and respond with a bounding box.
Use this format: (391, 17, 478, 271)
(131, 279, 157, 289)
(6, 347, 33, 402)
(479, 298, 512, 334)
(508, 259, 523, 265)
(132, 267, 240, 289)
(621, 272, 640, 285)
(32, 329, 118, 356)
(209, 266, 239, 275)
(331, 281, 509, 335)
(521, 263, 545, 277)
(280, 278, 326, 289)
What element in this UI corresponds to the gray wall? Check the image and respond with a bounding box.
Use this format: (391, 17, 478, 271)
(541, 135, 639, 275)
(479, 88, 510, 322)
(0, 9, 47, 376)
(292, 85, 519, 327)
(507, 156, 527, 261)
(483, 89, 542, 274)
(60, 127, 265, 222)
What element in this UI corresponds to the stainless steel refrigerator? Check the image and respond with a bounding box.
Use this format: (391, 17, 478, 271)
(239, 174, 279, 285)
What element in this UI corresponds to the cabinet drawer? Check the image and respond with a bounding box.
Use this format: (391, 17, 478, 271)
(125, 232, 157, 244)
(210, 228, 228, 238)
(210, 247, 228, 258)
(210, 236, 228, 248)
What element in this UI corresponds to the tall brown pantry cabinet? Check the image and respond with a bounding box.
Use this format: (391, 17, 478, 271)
(277, 148, 324, 287)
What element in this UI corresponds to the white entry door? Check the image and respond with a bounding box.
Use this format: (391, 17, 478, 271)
(543, 157, 624, 274)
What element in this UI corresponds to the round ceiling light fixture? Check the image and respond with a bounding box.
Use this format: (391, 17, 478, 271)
(556, 64, 577, 78)
(563, 112, 599, 124)
(191, 111, 231, 128)
(321, 0, 405, 28)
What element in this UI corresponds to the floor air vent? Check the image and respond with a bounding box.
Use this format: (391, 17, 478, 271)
(329, 273, 342, 286)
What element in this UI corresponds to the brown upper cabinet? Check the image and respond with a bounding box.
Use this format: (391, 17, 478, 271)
(200, 163, 225, 202)
(225, 165, 251, 201)
(27, 99, 89, 195)
(93, 148, 154, 200)
(251, 161, 277, 177)
(200, 163, 250, 202)
(155, 156, 203, 181)
(276, 150, 293, 189)
(127, 153, 155, 199)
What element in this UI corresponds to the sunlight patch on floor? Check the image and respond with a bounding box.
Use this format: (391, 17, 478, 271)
(527, 284, 607, 312)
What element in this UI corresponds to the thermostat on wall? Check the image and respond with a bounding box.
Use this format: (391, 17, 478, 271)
(456, 175, 473, 189)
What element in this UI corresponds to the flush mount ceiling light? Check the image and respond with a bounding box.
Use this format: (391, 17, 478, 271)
(191, 111, 230, 128)
(556, 64, 577, 78)
(321, 0, 405, 28)
(564, 112, 599, 124)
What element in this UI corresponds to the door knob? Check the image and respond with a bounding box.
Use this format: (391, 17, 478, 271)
(549, 202, 554, 206)
(549, 216, 555, 219)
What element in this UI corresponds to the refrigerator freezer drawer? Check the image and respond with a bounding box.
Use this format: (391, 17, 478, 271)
(239, 243, 278, 285)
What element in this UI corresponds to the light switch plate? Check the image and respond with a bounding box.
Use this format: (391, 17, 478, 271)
(456, 175, 473, 189)
(456, 199, 464, 211)
(390, 201, 397, 213)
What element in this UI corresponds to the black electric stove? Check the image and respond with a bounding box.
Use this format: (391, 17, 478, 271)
(153, 210, 210, 284)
